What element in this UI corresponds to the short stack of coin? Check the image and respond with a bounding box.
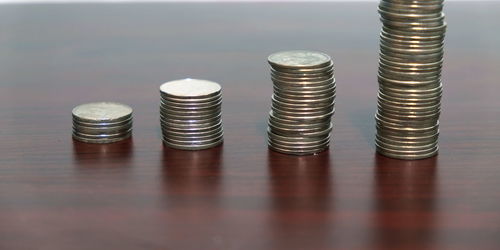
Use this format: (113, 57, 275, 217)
(72, 102, 133, 143)
(267, 50, 336, 155)
(159, 79, 223, 150)
(375, 0, 446, 160)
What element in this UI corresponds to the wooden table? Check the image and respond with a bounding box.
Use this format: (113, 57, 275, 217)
(1, 2, 499, 249)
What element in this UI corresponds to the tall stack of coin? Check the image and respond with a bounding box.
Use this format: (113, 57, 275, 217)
(267, 50, 336, 155)
(159, 79, 223, 150)
(72, 102, 133, 143)
(375, 0, 446, 160)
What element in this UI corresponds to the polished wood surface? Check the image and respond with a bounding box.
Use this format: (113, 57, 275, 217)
(0, 2, 499, 249)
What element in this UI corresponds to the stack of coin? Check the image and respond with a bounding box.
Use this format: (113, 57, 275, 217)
(267, 50, 336, 155)
(375, 0, 446, 160)
(72, 102, 133, 143)
(159, 78, 223, 150)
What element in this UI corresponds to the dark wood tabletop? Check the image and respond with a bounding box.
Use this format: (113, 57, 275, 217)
(0, 1, 499, 249)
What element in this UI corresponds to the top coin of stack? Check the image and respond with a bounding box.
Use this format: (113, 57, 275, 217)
(159, 78, 224, 150)
(267, 50, 336, 155)
(375, 0, 446, 160)
(72, 102, 133, 143)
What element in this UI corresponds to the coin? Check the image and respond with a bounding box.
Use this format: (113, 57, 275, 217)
(73, 133, 132, 144)
(72, 102, 132, 123)
(375, 0, 445, 160)
(267, 50, 336, 155)
(268, 50, 332, 69)
(71, 102, 133, 144)
(160, 78, 221, 99)
(159, 78, 224, 150)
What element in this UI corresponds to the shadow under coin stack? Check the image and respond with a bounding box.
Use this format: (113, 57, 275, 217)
(267, 50, 336, 155)
(160, 79, 224, 150)
(72, 102, 133, 143)
(375, 0, 446, 160)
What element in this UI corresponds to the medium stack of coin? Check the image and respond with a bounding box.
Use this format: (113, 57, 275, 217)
(267, 50, 336, 155)
(376, 0, 446, 159)
(159, 78, 223, 150)
(72, 102, 133, 143)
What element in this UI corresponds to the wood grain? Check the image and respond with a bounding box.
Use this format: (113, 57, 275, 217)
(0, 2, 499, 249)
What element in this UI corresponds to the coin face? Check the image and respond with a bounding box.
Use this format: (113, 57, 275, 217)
(72, 102, 132, 122)
(268, 50, 331, 69)
(160, 78, 221, 98)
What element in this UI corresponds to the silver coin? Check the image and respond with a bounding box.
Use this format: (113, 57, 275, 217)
(269, 122, 332, 136)
(159, 78, 224, 151)
(271, 96, 334, 109)
(378, 8, 443, 20)
(163, 124, 223, 137)
(267, 50, 335, 155)
(273, 93, 335, 105)
(273, 90, 335, 102)
(380, 52, 442, 64)
(377, 135, 438, 147)
(378, 90, 441, 102)
(378, 93, 440, 106)
(378, 74, 440, 87)
(73, 133, 132, 144)
(377, 130, 439, 142)
(161, 119, 222, 132)
(377, 109, 440, 121)
(376, 141, 438, 155)
(268, 140, 330, 155)
(272, 108, 334, 122)
(273, 81, 336, 92)
(271, 67, 334, 78)
(73, 128, 132, 139)
(380, 29, 444, 42)
(268, 124, 331, 136)
(269, 111, 329, 125)
(271, 72, 332, 83)
(272, 105, 334, 118)
(376, 124, 439, 137)
(160, 113, 222, 126)
(160, 106, 221, 117)
(272, 76, 335, 87)
(272, 101, 334, 113)
(163, 134, 224, 147)
(165, 129, 224, 142)
(271, 64, 333, 75)
(376, 138, 438, 152)
(268, 127, 331, 141)
(72, 102, 132, 123)
(376, 127, 439, 140)
(377, 113, 440, 124)
(73, 122, 132, 135)
(268, 138, 331, 150)
(72, 102, 133, 144)
(161, 99, 222, 111)
(268, 50, 332, 69)
(163, 138, 223, 151)
(269, 139, 330, 149)
(379, 83, 442, 97)
(73, 116, 133, 128)
(160, 78, 221, 99)
(376, 144, 438, 160)
(160, 95, 221, 106)
(160, 111, 220, 121)
(268, 143, 329, 156)
(273, 85, 336, 96)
